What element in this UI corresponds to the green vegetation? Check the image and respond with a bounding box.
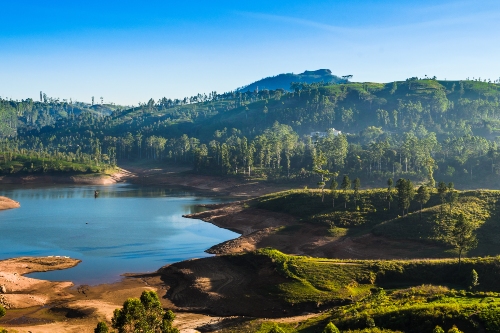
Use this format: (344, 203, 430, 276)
(95, 321, 109, 333)
(109, 290, 178, 333)
(217, 249, 500, 333)
(207, 186, 500, 332)
(0, 305, 7, 333)
(4, 76, 500, 186)
(252, 188, 500, 259)
(0, 148, 117, 175)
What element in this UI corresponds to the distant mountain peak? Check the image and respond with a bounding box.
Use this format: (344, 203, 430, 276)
(237, 69, 344, 92)
(302, 69, 332, 75)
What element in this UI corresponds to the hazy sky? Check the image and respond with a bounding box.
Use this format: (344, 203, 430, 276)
(1, 0, 499, 105)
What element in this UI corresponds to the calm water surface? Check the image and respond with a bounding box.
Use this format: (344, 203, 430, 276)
(0, 184, 238, 285)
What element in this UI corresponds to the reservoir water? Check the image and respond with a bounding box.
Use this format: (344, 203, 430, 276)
(0, 184, 238, 285)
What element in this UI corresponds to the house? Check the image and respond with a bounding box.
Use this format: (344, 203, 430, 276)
(310, 128, 342, 142)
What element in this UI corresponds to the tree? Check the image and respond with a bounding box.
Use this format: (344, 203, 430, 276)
(313, 151, 330, 202)
(95, 321, 109, 333)
(447, 183, 459, 214)
(341, 175, 351, 208)
(387, 178, 394, 210)
(469, 269, 479, 291)
(322, 322, 340, 333)
(415, 185, 430, 219)
(353, 178, 361, 208)
(112, 290, 179, 333)
(448, 213, 478, 266)
(396, 178, 415, 216)
(330, 178, 338, 208)
(437, 181, 448, 214)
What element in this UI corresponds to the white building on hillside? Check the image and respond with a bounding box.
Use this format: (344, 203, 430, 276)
(310, 128, 342, 142)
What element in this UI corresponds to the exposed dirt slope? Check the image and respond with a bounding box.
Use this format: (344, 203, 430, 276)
(158, 256, 304, 317)
(185, 202, 444, 259)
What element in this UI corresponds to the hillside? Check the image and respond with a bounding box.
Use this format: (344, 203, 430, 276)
(159, 248, 500, 332)
(3, 77, 500, 188)
(236, 69, 346, 92)
(171, 188, 500, 332)
(187, 188, 500, 259)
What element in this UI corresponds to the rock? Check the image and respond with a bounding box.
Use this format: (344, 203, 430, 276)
(0, 285, 6, 293)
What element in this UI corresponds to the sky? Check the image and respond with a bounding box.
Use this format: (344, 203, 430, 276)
(1, 0, 499, 106)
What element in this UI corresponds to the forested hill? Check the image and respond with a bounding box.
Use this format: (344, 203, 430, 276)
(236, 69, 346, 92)
(2, 77, 500, 188)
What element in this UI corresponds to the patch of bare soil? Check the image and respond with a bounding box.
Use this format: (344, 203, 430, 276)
(158, 256, 310, 318)
(0, 196, 20, 210)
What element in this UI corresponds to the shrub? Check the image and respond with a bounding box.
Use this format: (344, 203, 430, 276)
(433, 326, 445, 333)
(447, 325, 463, 333)
(323, 322, 341, 333)
(268, 324, 286, 333)
(112, 291, 179, 333)
(94, 321, 109, 333)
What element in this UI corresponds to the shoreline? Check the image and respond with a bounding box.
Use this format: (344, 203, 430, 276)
(0, 168, 133, 186)
(0, 257, 80, 310)
(0, 164, 298, 198)
(0, 168, 310, 331)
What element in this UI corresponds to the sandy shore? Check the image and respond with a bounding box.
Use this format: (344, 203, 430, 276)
(0, 257, 163, 332)
(0, 197, 20, 210)
(0, 259, 259, 333)
(0, 257, 80, 310)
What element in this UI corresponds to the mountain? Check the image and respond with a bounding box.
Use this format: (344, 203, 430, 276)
(236, 69, 345, 92)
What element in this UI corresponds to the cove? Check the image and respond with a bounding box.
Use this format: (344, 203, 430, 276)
(0, 184, 238, 285)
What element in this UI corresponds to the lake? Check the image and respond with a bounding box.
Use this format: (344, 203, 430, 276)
(0, 184, 238, 285)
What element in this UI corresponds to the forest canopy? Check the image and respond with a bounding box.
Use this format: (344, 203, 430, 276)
(2, 76, 500, 187)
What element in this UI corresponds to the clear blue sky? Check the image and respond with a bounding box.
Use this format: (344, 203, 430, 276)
(1, 0, 499, 105)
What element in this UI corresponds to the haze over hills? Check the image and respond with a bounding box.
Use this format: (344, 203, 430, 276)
(236, 69, 346, 92)
(2, 75, 500, 189)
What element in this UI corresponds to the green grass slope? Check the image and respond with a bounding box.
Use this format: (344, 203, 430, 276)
(222, 249, 500, 333)
(252, 189, 500, 257)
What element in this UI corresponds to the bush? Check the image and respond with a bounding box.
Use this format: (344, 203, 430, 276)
(447, 325, 463, 333)
(95, 321, 109, 333)
(433, 326, 445, 333)
(112, 291, 179, 333)
(323, 322, 341, 333)
(268, 324, 286, 333)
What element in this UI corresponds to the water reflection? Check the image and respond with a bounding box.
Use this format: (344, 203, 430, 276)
(0, 184, 216, 200)
(0, 184, 237, 285)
